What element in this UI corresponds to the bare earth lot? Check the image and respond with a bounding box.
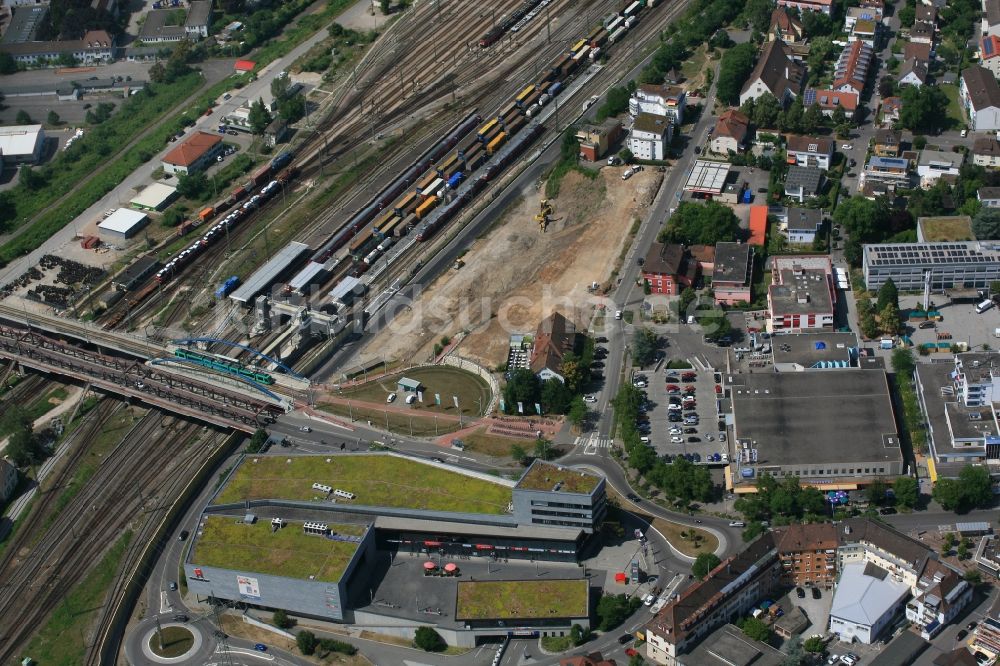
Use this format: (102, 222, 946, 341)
(359, 166, 662, 368)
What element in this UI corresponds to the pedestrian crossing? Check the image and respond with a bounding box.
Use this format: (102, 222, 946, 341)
(574, 435, 615, 454)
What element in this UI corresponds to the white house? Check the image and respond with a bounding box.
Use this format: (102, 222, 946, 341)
(917, 149, 963, 188)
(776, 206, 824, 244)
(979, 186, 1000, 207)
(984, 0, 1000, 39)
(739, 40, 804, 107)
(711, 109, 750, 155)
(973, 137, 1000, 168)
(828, 561, 910, 644)
(628, 112, 672, 161)
(785, 134, 834, 170)
(904, 560, 973, 640)
(960, 65, 1000, 132)
(630, 84, 686, 125)
(898, 58, 928, 87)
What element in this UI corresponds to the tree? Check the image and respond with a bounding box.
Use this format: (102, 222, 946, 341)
(898, 85, 948, 134)
(540, 377, 572, 414)
(893, 476, 919, 509)
(246, 428, 269, 453)
(15, 110, 31, 125)
(533, 438, 555, 461)
(743, 0, 773, 32)
(595, 593, 639, 631)
(511, 443, 528, 465)
(880, 303, 902, 336)
(619, 148, 634, 164)
(933, 478, 966, 512)
(176, 171, 211, 200)
(878, 76, 895, 99)
(18, 165, 45, 191)
(877, 278, 899, 310)
(747, 92, 781, 129)
(559, 352, 587, 394)
(46, 110, 60, 126)
(803, 636, 825, 653)
(739, 616, 772, 643)
(0, 51, 16, 74)
(272, 608, 294, 629)
(831, 103, 847, 128)
(801, 10, 834, 37)
(6, 426, 45, 467)
(296, 630, 318, 655)
(629, 655, 646, 666)
(271, 73, 291, 101)
(958, 541, 970, 560)
(277, 93, 306, 124)
(380, 0, 390, 13)
(701, 311, 732, 342)
(959, 464, 994, 509)
(659, 200, 740, 245)
(149, 62, 167, 84)
(560, 125, 580, 162)
(717, 43, 757, 105)
(973, 207, 1000, 240)
(567, 396, 587, 428)
(632, 327, 658, 367)
(866, 478, 888, 505)
(503, 368, 540, 414)
(248, 97, 273, 135)
(802, 103, 825, 134)
(898, 4, 915, 26)
(414, 626, 446, 651)
(570, 623, 588, 646)
(692, 552, 721, 579)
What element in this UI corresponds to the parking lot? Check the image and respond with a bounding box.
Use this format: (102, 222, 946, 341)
(899, 294, 1000, 352)
(633, 363, 728, 464)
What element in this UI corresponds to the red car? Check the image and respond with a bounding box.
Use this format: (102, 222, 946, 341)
(666, 384, 679, 391)
(625, 648, 638, 657)
(684, 385, 696, 393)
(682, 373, 697, 381)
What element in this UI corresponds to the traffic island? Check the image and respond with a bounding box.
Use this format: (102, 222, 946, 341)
(140, 622, 202, 663)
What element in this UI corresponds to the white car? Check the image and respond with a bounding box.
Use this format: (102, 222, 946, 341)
(643, 594, 656, 605)
(669, 427, 682, 435)
(299, 426, 311, 433)
(670, 436, 683, 444)
(386, 392, 396, 403)
(841, 143, 853, 150)
(840, 654, 859, 666)
(668, 404, 682, 411)
(406, 394, 418, 404)
(584, 395, 598, 403)
(640, 436, 651, 444)
(615, 309, 623, 320)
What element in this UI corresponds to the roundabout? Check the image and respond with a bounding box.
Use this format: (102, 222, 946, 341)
(139, 622, 203, 663)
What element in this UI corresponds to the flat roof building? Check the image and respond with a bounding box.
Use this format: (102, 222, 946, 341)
(139, 9, 188, 42)
(229, 241, 310, 305)
(113, 255, 160, 291)
(684, 160, 730, 196)
(917, 215, 975, 243)
(768, 254, 836, 333)
(0, 124, 44, 164)
(712, 242, 753, 306)
(728, 370, 903, 490)
(863, 241, 1000, 291)
(771, 331, 857, 371)
(129, 182, 177, 211)
(97, 208, 149, 240)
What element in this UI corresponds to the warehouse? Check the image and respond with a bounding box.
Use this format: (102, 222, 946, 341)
(129, 182, 177, 211)
(728, 370, 904, 491)
(97, 209, 149, 240)
(0, 124, 45, 165)
(229, 241, 311, 305)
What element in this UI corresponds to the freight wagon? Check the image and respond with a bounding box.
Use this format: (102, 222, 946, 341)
(487, 132, 507, 155)
(394, 191, 419, 216)
(415, 195, 439, 219)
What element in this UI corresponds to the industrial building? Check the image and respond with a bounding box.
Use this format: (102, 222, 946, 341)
(683, 161, 730, 197)
(97, 209, 149, 240)
(862, 241, 1000, 291)
(0, 124, 45, 165)
(728, 370, 903, 490)
(129, 182, 177, 211)
(829, 561, 910, 644)
(770, 331, 858, 371)
(185, 454, 606, 639)
(229, 241, 311, 305)
(161, 131, 224, 175)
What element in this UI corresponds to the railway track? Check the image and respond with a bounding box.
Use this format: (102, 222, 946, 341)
(0, 411, 209, 662)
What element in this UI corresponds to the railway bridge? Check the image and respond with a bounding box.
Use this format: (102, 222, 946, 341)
(0, 322, 287, 432)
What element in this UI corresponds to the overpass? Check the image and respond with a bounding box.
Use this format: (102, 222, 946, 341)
(0, 323, 288, 432)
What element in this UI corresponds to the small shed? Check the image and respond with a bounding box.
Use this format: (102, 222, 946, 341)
(97, 209, 149, 240)
(234, 59, 256, 73)
(956, 521, 993, 537)
(397, 377, 422, 393)
(774, 606, 809, 639)
(130, 182, 178, 211)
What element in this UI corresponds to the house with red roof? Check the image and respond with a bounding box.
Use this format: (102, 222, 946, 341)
(710, 109, 750, 155)
(805, 88, 859, 119)
(777, 0, 832, 16)
(234, 59, 256, 73)
(161, 131, 224, 175)
(833, 40, 873, 96)
(983, 34, 1000, 78)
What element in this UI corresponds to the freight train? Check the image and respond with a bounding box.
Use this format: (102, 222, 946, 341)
(173, 348, 275, 385)
(478, 0, 545, 48)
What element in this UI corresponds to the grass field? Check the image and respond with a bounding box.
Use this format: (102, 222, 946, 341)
(193, 516, 365, 582)
(337, 366, 492, 417)
(461, 428, 537, 457)
(939, 84, 966, 130)
(149, 626, 195, 657)
(606, 487, 718, 558)
(318, 402, 464, 436)
(917, 216, 975, 242)
(214, 454, 514, 514)
(516, 461, 601, 494)
(24, 530, 132, 664)
(456, 579, 588, 620)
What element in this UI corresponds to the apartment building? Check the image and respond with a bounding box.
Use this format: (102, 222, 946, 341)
(774, 523, 839, 588)
(768, 255, 836, 333)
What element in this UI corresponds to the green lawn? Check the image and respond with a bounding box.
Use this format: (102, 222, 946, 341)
(149, 625, 195, 657)
(461, 428, 537, 457)
(337, 366, 492, 417)
(516, 461, 601, 494)
(456, 579, 589, 620)
(939, 84, 966, 129)
(317, 402, 464, 437)
(214, 454, 513, 514)
(192, 515, 365, 582)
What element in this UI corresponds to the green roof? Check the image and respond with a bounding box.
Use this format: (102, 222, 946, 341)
(515, 461, 601, 494)
(456, 579, 589, 620)
(191, 515, 366, 582)
(214, 453, 513, 515)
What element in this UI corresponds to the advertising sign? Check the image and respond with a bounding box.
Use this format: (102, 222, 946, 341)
(237, 575, 261, 599)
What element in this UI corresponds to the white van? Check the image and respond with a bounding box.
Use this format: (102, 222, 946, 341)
(976, 299, 994, 314)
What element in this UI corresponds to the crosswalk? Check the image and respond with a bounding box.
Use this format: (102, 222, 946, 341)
(574, 435, 615, 454)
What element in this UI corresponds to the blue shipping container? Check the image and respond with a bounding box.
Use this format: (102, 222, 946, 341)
(447, 172, 464, 189)
(215, 276, 240, 298)
(549, 82, 563, 96)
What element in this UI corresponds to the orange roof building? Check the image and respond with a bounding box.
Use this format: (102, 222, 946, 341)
(161, 131, 224, 175)
(235, 59, 256, 72)
(749, 206, 768, 246)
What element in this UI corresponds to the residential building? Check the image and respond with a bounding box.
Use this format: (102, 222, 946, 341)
(899, 58, 929, 87)
(785, 134, 834, 169)
(0, 458, 17, 503)
(139, 9, 188, 42)
(960, 66, 1000, 132)
(161, 131, 224, 175)
(710, 109, 750, 155)
(739, 40, 804, 107)
(0, 124, 44, 165)
(973, 598, 1000, 655)
(833, 40, 874, 96)
(682, 624, 788, 666)
(729, 371, 903, 489)
(529, 312, 576, 383)
(974, 137, 1000, 167)
(859, 156, 910, 192)
(184, 0, 212, 39)
(915, 4, 937, 22)
(777, 0, 833, 16)
(982, 34, 1000, 78)
(905, 559, 973, 639)
(784, 165, 824, 202)
(774, 523, 839, 588)
(768, 7, 804, 43)
(628, 113, 672, 161)
(775, 205, 823, 244)
(265, 118, 290, 148)
(630, 84, 686, 125)
(850, 19, 879, 46)
(873, 129, 902, 157)
(863, 241, 1000, 291)
(904, 41, 932, 63)
(909, 20, 935, 45)
(712, 242, 753, 305)
(0, 29, 114, 65)
(979, 186, 1000, 207)
(768, 255, 836, 333)
(845, 5, 883, 31)
(576, 120, 623, 162)
(644, 534, 781, 665)
(560, 653, 616, 666)
(642, 242, 699, 295)
(829, 561, 910, 644)
(804, 88, 859, 118)
(882, 96, 903, 123)
(985, 0, 1000, 38)
(917, 149, 963, 189)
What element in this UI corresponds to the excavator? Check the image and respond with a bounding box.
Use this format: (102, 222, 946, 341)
(535, 199, 554, 232)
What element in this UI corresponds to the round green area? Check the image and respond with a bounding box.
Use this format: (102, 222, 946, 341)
(339, 366, 492, 417)
(148, 626, 195, 658)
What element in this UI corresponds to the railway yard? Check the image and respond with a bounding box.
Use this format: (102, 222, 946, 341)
(0, 0, 698, 661)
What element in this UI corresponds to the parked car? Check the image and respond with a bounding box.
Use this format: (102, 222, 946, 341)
(687, 436, 701, 443)
(387, 392, 397, 403)
(879, 507, 897, 515)
(684, 427, 697, 434)
(811, 587, 822, 599)
(625, 647, 638, 657)
(666, 375, 680, 383)
(796, 587, 805, 598)
(957, 629, 969, 641)
(584, 395, 597, 403)
(840, 653, 859, 666)
(643, 594, 656, 605)
(671, 436, 683, 443)
(618, 634, 633, 644)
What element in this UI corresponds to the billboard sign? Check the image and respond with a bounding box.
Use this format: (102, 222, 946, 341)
(237, 575, 261, 599)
